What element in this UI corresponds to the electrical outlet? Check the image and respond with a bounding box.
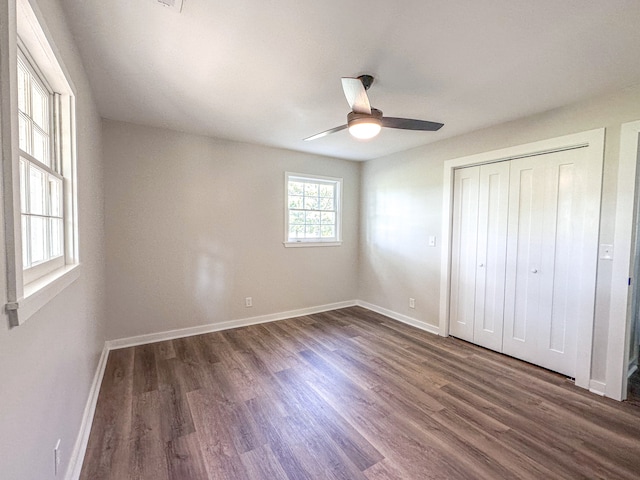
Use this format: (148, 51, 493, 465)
(54, 439, 61, 476)
(245, 297, 252, 308)
(409, 297, 415, 309)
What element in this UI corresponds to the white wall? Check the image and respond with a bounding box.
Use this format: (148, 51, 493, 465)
(0, 1, 106, 479)
(360, 84, 640, 384)
(103, 120, 360, 340)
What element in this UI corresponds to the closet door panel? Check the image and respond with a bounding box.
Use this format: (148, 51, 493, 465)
(537, 150, 584, 377)
(502, 158, 545, 364)
(449, 167, 480, 342)
(473, 162, 510, 351)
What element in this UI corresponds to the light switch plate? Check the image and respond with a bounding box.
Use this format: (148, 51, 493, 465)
(428, 235, 436, 247)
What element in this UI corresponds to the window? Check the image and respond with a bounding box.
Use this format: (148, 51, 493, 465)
(3, 0, 79, 326)
(18, 51, 65, 282)
(284, 173, 342, 247)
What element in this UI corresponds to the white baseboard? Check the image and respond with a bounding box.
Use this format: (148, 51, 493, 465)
(65, 344, 110, 480)
(106, 300, 358, 350)
(355, 300, 440, 336)
(589, 379, 606, 396)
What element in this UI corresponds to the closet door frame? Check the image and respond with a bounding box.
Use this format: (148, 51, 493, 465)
(607, 120, 640, 400)
(439, 129, 605, 391)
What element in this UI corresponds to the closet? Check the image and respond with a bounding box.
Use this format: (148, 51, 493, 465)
(449, 147, 595, 378)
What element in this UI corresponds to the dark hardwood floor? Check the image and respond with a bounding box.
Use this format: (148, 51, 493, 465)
(80, 307, 640, 479)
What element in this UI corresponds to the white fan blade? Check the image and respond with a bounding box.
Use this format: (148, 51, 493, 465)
(341, 77, 371, 114)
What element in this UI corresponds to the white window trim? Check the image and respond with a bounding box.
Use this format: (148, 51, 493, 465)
(283, 172, 343, 248)
(1, 0, 80, 327)
(18, 49, 66, 282)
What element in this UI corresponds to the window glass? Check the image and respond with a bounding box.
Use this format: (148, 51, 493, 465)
(28, 164, 45, 215)
(29, 216, 46, 264)
(285, 173, 341, 244)
(49, 176, 62, 217)
(18, 114, 29, 152)
(50, 218, 63, 258)
(17, 46, 66, 277)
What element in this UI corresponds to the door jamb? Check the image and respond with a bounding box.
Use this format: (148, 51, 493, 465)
(606, 120, 640, 400)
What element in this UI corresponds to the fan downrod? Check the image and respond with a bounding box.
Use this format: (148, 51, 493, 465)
(358, 75, 374, 91)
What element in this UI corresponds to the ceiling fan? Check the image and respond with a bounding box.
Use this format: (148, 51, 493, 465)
(304, 75, 444, 141)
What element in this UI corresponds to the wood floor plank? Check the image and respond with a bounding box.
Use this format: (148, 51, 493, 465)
(80, 348, 135, 480)
(128, 391, 169, 480)
(155, 358, 196, 440)
(81, 307, 640, 479)
(133, 344, 158, 395)
(166, 432, 208, 480)
(240, 444, 291, 480)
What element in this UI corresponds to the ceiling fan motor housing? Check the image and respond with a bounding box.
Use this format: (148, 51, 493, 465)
(358, 74, 374, 90)
(347, 107, 383, 126)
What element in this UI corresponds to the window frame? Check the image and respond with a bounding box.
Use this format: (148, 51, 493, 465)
(1, 0, 80, 327)
(284, 172, 343, 248)
(17, 46, 66, 283)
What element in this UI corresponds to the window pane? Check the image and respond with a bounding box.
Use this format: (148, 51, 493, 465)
(29, 164, 46, 215)
(49, 176, 62, 217)
(289, 225, 304, 238)
(18, 114, 29, 152)
(305, 225, 320, 238)
(288, 181, 304, 196)
(20, 159, 28, 213)
(31, 82, 48, 132)
(304, 183, 318, 197)
(50, 218, 63, 258)
(32, 128, 49, 166)
(304, 196, 318, 210)
(289, 211, 305, 225)
(18, 63, 28, 114)
(30, 216, 46, 264)
(288, 195, 303, 209)
(306, 211, 320, 225)
(319, 197, 334, 210)
(319, 184, 334, 197)
(321, 212, 335, 225)
(321, 225, 335, 238)
(22, 215, 29, 268)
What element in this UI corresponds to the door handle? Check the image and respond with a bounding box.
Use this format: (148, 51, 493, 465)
(531, 268, 538, 273)
(478, 263, 484, 267)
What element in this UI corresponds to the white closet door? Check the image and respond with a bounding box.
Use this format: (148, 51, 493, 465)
(535, 149, 587, 377)
(473, 162, 510, 351)
(502, 156, 546, 366)
(503, 148, 590, 377)
(449, 167, 479, 342)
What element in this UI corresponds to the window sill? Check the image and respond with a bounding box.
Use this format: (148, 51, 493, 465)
(283, 241, 342, 248)
(14, 263, 81, 325)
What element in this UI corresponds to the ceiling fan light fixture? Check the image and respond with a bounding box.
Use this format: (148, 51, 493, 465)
(348, 119, 382, 140)
(347, 109, 383, 140)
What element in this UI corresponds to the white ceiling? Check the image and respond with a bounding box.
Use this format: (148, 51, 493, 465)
(60, 0, 640, 161)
